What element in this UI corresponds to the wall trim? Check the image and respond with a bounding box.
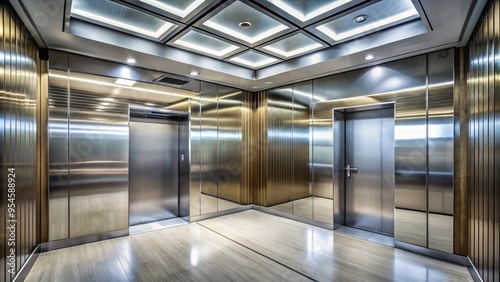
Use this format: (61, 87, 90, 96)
(395, 240, 470, 266)
(252, 205, 334, 230)
(41, 229, 129, 252)
(189, 205, 253, 222)
(13, 244, 41, 282)
(467, 256, 483, 282)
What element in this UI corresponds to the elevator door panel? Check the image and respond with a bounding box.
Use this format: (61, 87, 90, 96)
(345, 109, 394, 235)
(129, 120, 179, 225)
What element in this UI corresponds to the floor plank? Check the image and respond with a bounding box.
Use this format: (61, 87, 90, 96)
(198, 210, 472, 282)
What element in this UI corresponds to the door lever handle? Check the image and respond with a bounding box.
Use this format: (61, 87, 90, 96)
(344, 164, 358, 178)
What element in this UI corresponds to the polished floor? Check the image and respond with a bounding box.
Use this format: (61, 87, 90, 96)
(26, 210, 472, 282)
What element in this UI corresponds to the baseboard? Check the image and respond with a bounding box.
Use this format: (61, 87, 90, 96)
(189, 205, 252, 222)
(252, 205, 334, 230)
(13, 244, 41, 282)
(467, 256, 484, 282)
(40, 228, 129, 252)
(395, 240, 470, 266)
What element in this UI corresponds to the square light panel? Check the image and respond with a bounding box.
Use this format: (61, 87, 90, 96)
(71, 0, 178, 40)
(261, 32, 325, 58)
(315, 0, 420, 42)
(172, 30, 243, 58)
(201, 1, 292, 45)
(265, 0, 354, 22)
(138, 0, 206, 18)
(228, 50, 280, 69)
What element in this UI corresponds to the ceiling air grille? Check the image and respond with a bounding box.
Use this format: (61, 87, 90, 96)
(153, 74, 192, 86)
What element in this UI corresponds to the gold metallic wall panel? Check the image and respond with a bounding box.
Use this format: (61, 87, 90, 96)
(0, 2, 41, 281)
(267, 87, 294, 206)
(467, 0, 500, 280)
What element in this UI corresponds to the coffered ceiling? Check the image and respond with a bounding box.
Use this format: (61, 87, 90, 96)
(11, 0, 487, 91)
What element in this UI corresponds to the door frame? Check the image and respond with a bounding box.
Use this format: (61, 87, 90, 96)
(331, 102, 396, 233)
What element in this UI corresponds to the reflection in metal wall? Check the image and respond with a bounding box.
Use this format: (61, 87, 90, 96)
(428, 51, 454, 253)
(467, 0, 500, 280)
(48, 86, 69, 241)
(200, 82, 218, 214)
(267, 87, 294, 206)
(0, 2, 42, 280)
(308, 52, 455, 247)
(217, 86, 243, 206)
(190, 99, 201, 217)
(68, 92, 129, 237)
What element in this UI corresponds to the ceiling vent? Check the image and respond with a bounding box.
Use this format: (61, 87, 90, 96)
(153, 73, 192, 87)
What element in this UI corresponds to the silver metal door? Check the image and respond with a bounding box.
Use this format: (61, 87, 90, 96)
(129, 119, 179, 225)
(345, 108, 394, 235)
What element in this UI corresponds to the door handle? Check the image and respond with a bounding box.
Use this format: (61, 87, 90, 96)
(344, 164, 358, 178)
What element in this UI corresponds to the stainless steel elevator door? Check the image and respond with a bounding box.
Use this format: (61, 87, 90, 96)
(345, 108, 394, 235)
(129, 119, 179, 225)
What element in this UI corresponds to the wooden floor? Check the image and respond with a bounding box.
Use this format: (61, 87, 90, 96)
(26, 210, 472, 282)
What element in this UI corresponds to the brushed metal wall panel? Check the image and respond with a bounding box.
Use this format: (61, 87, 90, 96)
(200, 82, 218, 203)
(0, 2, 41, 280)
(333, 111, 345, 227)
(178, 117, 191, 219)
(47, 94, 69, 241)
(311, 102, 334, 199)
(190, 99, 201, 217)
(68, 92, 129, 237)
(217, 86, 243, 206)
(292, 82, 312, 201)
(428, 50, 454, 215)
(381, 108, 395, 236)
(267, 86, 294, 206)
(129, 120, 179, 225)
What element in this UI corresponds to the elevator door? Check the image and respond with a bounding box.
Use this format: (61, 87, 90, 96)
(345, 108, 394, 235)
(129, 119, 179, 225)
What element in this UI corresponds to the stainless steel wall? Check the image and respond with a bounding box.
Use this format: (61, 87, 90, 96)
(0, 2, 43, 281)
(467, 0, 500, 281)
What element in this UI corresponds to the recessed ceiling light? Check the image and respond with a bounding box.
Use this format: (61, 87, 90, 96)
(316, 9, 418, 41)
(190, 71, 199, 76)
(127, 58, 136, 64)
(365, 54, 374, 60)
(239, 21, 252, 28)
(265, 81, 274, 85)
(353, 15, 368, 23)
(102, 98, 115, 101)
(115, 78, 136, 86)
(252, 86, 260, 89)
(145, 103, 156, 106)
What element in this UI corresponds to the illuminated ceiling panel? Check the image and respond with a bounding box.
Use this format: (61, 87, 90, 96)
(199, 0, 295, 46)
(170, 29, 245, 58)
(311, 0, 421, 44)
(228, 50, 280, 69)
(71, 0, 179, 41)
(259, 32, 326, 59)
